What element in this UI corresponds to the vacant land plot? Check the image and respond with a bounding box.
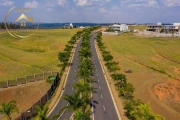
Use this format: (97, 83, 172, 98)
(129, 25, 147, 31)
(0, 81, 51, 119)
(102, 33, 180, 120)
(0, 29, 81, 81)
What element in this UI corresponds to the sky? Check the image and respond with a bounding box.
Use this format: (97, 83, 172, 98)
(0, 0, 180, 23)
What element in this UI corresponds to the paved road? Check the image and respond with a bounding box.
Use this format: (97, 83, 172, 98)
(90, 33, 119, 120)
(48, 39, 82, 119)
(48, 32, 119, 120)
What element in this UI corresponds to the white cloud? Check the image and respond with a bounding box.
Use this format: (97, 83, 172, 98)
(24, 0, 38, 8)
(74, 0, 89, 6)
(112, 5, 119, 10)
(162, 0, 180, 7)
(121, 0, 159, 8)
(47, 8, 52, 11)
(56, 0, 67, 6)
(74, 0, 110, 6)
(98, 8, 107, 13)
(0, 0, 14, 6)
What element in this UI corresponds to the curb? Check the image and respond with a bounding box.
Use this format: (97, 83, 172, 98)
(47, 40, 80, 117)
(94, 40, 122, 120)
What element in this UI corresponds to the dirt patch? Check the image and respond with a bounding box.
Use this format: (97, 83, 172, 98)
(0, 81, 51, 119)
(153, 80, 180, 113)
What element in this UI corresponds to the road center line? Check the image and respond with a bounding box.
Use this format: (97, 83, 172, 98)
(103, 106, 105, 112)
(101, 95, 103, 99)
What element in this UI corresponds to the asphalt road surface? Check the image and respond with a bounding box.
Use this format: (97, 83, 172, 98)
(90, 33, 119, 120)
(48, 32, 119, 120)
(48, 39, 82, 120)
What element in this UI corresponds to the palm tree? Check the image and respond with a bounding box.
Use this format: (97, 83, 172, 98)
(60, 92, 82, 114)
(0, 100, 19, 120)
(77, 67, 93, 83)
(78, 58, 93, 74)
(73, 79, 95, 97)
(74, 109, 91, 120)
(78, 47, 92, 58)
(35, 105, 49, 120)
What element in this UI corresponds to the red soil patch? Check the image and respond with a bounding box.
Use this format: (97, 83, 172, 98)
(153, 80, 180, 112)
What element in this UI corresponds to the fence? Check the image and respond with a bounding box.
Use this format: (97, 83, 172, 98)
(102, 32, 120, 36)
(0, 71, 57, 88)
(15, 72, 60, 120)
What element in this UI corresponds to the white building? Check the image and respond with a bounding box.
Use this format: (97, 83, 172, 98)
(145, 22, 162, 33)
(79, 26, 85, 29)
(64, 23, 73, 29)
(164, 23, 180, 33)
(109, 24, 128, 32)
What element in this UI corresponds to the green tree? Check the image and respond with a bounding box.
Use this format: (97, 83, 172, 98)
(58, 52, 70, 64)
(74, 109, 91, 120)
(73, 79, 95, 98)
(118, 83, 135, 97)
(78, 47, 92, 58)
(0, 100, 19, 120)
(103, 54, 113, 63)
(77, 66, 93, 83)
(111, 73, 126, 83)
(64, 45, 73, 52)
(130, 103, 164, 120)
(124, 99, 142, 119)
(35, 106, 48, 120)
(60, 92, 82, 114)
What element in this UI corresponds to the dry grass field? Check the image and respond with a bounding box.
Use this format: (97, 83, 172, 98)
(0, 29, 82, 82)
(0, 28, 82, 119)
(102, 33, 180, 120)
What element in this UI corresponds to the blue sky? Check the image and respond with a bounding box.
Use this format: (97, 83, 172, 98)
(0, 0, 180, 23)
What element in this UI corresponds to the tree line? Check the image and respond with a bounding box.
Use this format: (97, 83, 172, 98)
(96, 32, 164, 120)
(57, 26, 100, 119)
(0, 22, 20, 29)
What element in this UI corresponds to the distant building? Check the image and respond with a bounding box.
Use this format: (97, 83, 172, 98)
(109, 24, 128, 32)
(145, 22, 162, 33)
(164, 23, 180, 33)
(79, 26, 85, 29)
(64, 23, 73, 29)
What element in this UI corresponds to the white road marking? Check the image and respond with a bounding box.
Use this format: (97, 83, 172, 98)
(97, 74, 98, 76)
(101, 95, 103, 99)
(58, 103, 69, 119)
(96, 69, 97, 71)
(72, 87, 73, 90)
(70, 113, 74, 119)
(75, 70, 76, 72)
(98, 79, 99, 82)
(99, 86, 101, 89)
(103, 106, 106, 112)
